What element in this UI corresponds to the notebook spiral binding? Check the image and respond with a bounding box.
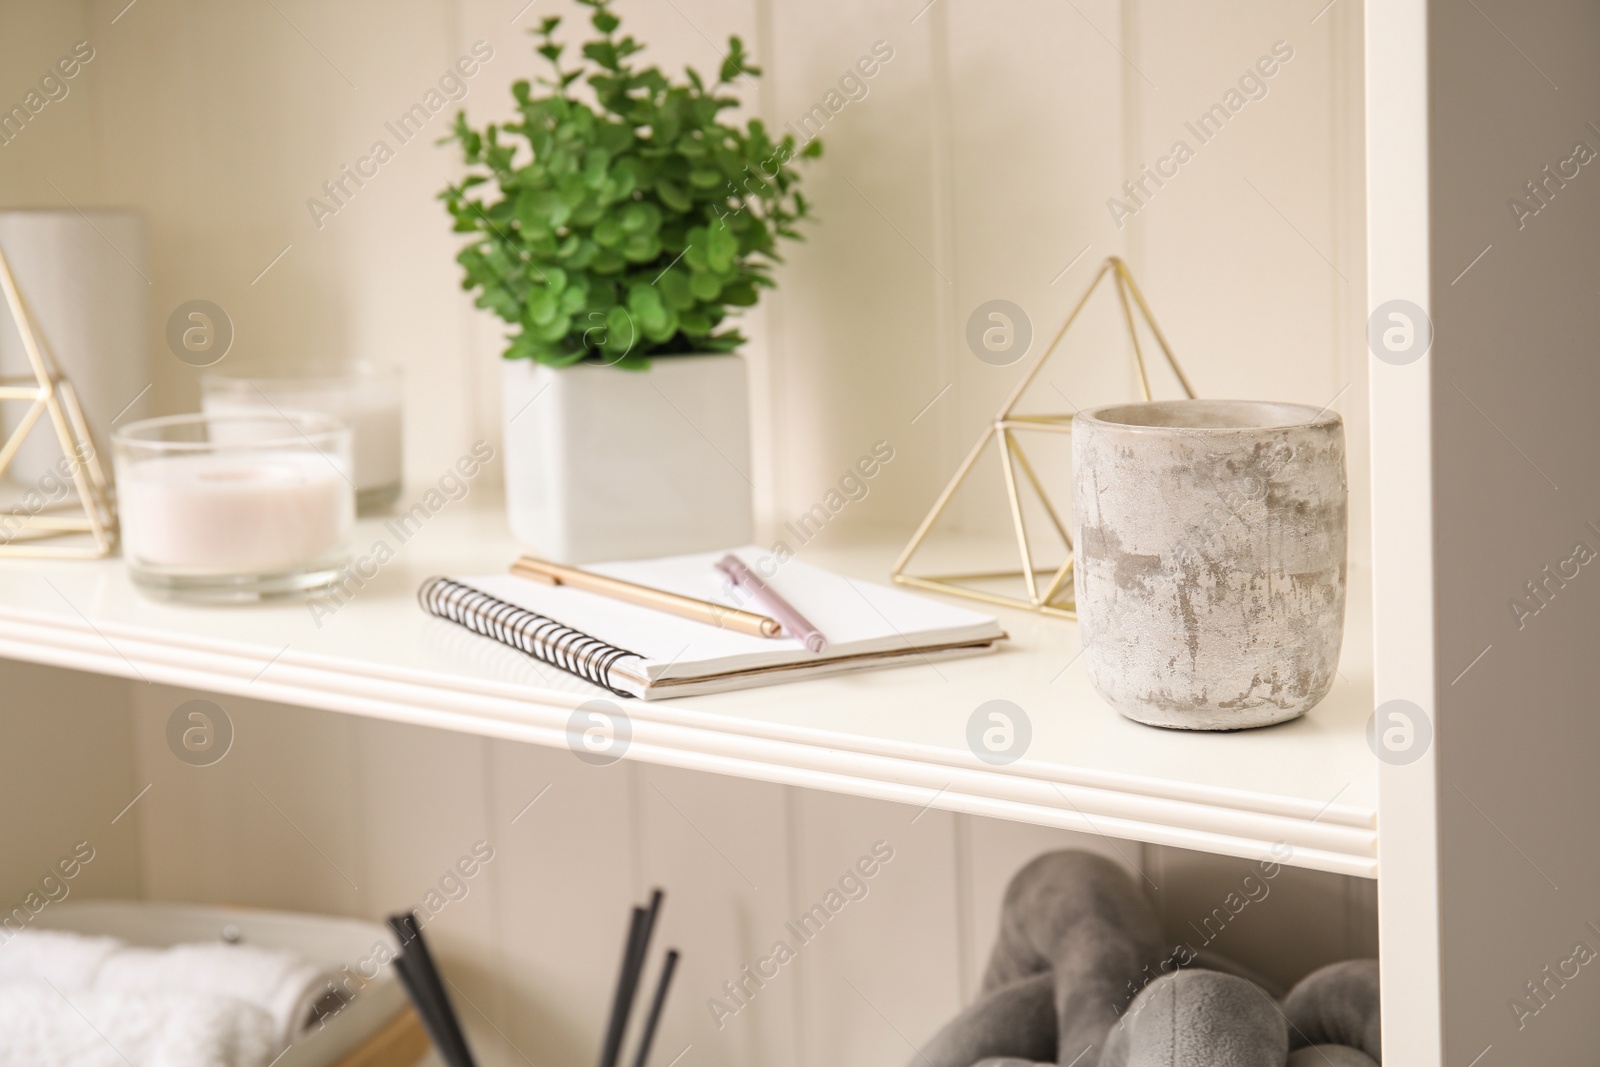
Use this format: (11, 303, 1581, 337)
(418, 576, 641, 697)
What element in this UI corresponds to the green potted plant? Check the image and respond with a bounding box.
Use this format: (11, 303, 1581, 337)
(441, 0, 817, 562)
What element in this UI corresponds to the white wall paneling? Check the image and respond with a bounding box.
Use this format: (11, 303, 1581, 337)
(0, 663, 141, 912)
(0, 0, 1369, 551)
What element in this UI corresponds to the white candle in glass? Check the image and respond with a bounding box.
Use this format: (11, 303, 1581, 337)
(200, 364, 403, 510)
(113, 412, 355, 601)
(119, 451, 352, 573)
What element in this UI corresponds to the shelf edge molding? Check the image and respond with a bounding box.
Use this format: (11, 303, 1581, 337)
(0, 607, 1377, 879)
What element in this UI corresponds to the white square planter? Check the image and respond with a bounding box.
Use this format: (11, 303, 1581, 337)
(501, 353, 753, 563)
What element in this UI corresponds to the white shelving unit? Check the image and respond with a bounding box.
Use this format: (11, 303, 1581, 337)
(0, 500, 1378, 877)
(2, 0, 1595, 1062)
(1368, 0, 1600, 1063)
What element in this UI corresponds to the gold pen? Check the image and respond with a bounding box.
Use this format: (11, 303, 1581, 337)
(510, 555, 782, 638)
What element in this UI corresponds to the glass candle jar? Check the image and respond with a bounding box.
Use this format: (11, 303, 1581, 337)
(113, 412, 355, 602)
(199, 363, 403, 513)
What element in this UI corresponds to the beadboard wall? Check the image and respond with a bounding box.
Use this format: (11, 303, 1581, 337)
(0, 1, 1376, 1065)
(0, 0, 1369, 569)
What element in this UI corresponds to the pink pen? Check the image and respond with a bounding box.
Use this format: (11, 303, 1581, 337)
(714, 554, 828, 654)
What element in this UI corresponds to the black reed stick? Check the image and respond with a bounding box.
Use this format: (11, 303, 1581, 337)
(629, 949, 679, 1067)
(597, 906, 648, 1067)
(391, 951, 468, 1067)
(388, 913, 476, 1067)
(635, 889, 664, 983)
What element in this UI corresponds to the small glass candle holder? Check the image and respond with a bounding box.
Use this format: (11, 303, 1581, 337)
(113, 412, 356, 602)
(199, 363, 403, 513)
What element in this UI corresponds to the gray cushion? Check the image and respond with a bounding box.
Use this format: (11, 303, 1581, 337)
(1100, 970, 1287, 1067)
(919, 850, 1381, 1067)
(982, 851, 1164, 1065)
(1282, 959, 1381, 1060)
(914, 972, 1056, 1067)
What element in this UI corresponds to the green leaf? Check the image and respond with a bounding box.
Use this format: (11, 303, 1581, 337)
(505, 331, 537, 360)
(624, 281, 662, 315)
(547, 346, 589, 367)
(559, 283, 589, 315)
(582, 41, 620, 71)
(655, 179, 692, 212)
(568, 197, 606, 228)
(601, 305, 637, 357)
(623, 284, 676, 343)
(658, 271, 693, 310)
(524, 286, 558, 326)
(620, 201, 662, 234)
(476, 286, 520, 322)
(641, 307, 678, 343)
(688, 269, 720, 301)
(528, 312, 572, 343)
(591, 9, 619, 32)
(621, 233, 661, 262)
(516, 188, 569, 232)
(592, 217, 624, 248)
(705, 223, 737, 272)
(683, 229, 710, 271)
(602, 158, 640, 201)
(591, 247, 628, 274)
(558, 237, 598, 269)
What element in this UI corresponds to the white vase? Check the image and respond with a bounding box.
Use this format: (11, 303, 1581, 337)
(0, 210, 149, 486)
(501, 353, 754, 563)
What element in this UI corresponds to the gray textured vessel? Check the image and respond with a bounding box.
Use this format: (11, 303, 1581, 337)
(1072, 400, 1347, 730)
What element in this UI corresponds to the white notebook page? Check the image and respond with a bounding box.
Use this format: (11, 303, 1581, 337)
(464, 547, 1005, 683)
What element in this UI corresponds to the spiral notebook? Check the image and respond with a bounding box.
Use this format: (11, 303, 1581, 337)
(418, 548, 1006, 699)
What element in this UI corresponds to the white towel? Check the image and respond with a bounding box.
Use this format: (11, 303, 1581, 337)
(0, 984, 279, 1067)
(0, 929, 121, 988)
(0, 930, 333, 1045)
(98, 941, 330, 1045)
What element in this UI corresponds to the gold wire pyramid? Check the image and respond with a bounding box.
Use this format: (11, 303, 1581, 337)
(0, 242, 116, 558)
(891, 256, 1194, 618)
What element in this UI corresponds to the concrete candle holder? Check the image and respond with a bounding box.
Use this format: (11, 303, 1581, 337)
(1072, 399, 1347, 730)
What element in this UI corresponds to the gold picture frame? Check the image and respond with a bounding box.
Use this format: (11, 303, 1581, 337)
(891, 256, 1194, 618)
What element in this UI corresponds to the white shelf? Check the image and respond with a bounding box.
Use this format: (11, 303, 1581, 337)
(0, 497, 1377, 877)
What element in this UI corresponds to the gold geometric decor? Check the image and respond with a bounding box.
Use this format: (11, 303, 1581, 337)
(0, 241, 116, 558)
(891, 256, 1194, 619)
